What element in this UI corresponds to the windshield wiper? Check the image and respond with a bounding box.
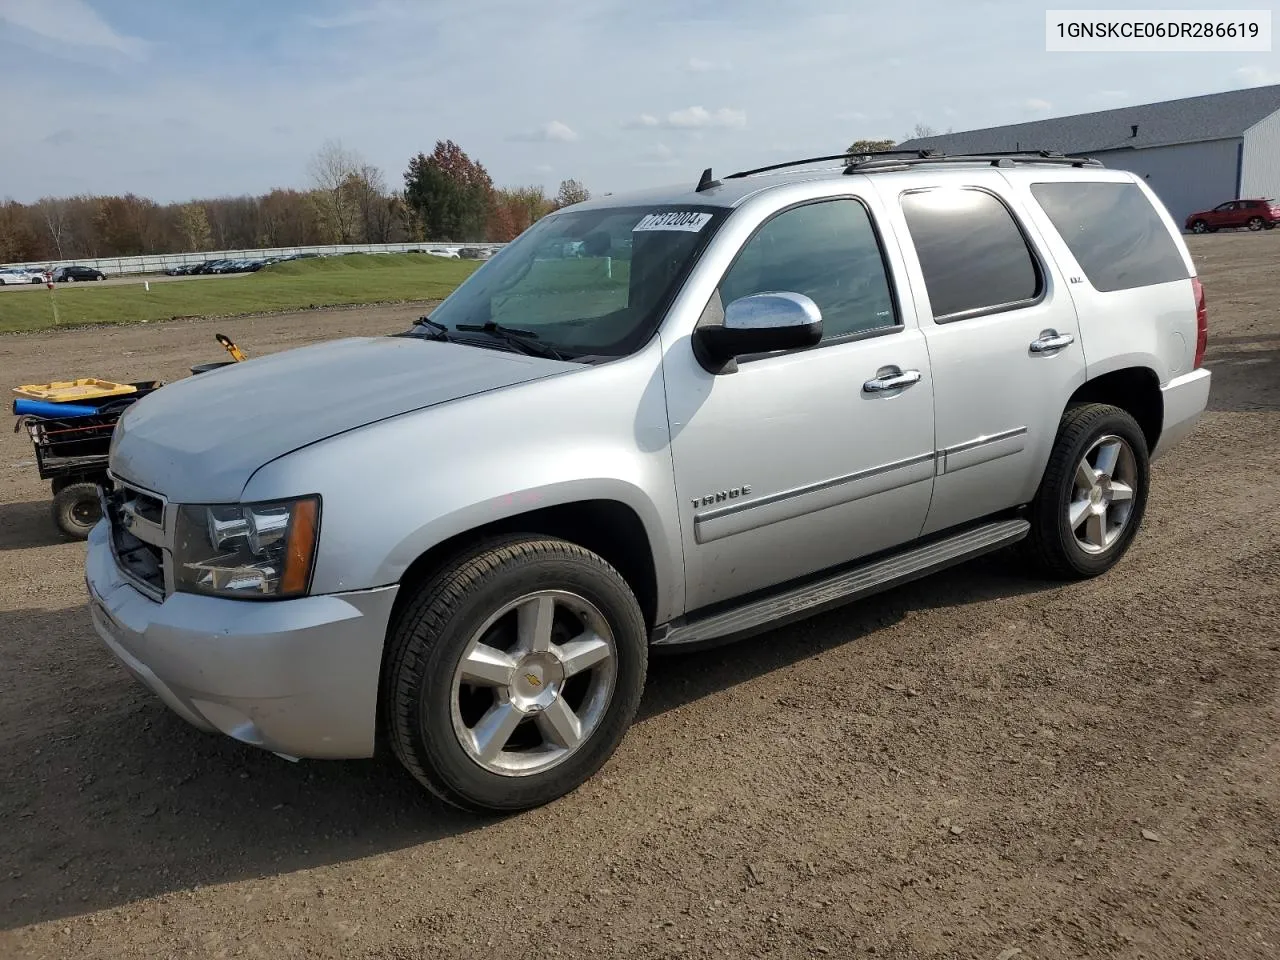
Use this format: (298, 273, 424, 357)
(454, 321, 568, 361)
(410, 315, 450, 340)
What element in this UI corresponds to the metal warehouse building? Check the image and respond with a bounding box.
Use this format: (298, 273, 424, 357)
(898, 84, 1280, 229)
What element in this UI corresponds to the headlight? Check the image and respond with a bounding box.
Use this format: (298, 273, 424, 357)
(173, 496, 320, 599)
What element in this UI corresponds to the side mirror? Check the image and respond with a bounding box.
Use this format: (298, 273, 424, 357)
(694, 292, 823, 373)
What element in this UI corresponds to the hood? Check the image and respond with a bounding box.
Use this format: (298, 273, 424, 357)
(110, 335, 575, 502)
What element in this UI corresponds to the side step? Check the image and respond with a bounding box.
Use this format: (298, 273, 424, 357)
(653, 517, 1030, 648)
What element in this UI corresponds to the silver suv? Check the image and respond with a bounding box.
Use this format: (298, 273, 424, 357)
(86, 151, 1212, 812)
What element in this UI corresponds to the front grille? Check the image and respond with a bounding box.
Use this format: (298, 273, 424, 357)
(104, 483, 166, 597)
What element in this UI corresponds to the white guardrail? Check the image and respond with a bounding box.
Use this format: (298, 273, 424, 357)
(2, 242, 507, 277)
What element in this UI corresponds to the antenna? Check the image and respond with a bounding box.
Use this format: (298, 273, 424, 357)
(695, 167, 720, 192)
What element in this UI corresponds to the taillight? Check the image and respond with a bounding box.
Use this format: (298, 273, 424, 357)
(1191, 276, 1208, 368)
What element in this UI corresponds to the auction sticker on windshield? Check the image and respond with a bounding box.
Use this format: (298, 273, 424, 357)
(633, 212, 713, 232)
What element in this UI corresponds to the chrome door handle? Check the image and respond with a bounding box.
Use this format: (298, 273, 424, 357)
(1030, 332, 1075, 353)
(863, 369, 922, 393)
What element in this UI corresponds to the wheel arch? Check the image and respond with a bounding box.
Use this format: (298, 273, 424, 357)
(1065, 366, 1163, 453)
(386, 497, 661, 638)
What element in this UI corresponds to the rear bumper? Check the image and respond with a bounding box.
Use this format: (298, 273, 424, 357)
(1152, 367, 1211, 461)
(84, 520, 398, 759)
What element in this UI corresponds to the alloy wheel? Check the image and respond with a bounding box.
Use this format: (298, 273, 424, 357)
(449, 590, 617, 777)
(1068, 434, 1138, 554)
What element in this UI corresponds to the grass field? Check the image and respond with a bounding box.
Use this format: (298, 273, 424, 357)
(0, 254, 480, 334)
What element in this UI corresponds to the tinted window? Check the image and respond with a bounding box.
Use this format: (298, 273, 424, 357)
(1030, 181, 1190, 293)
(900, 188, 1041, 320)
(717, 198, 897, 341)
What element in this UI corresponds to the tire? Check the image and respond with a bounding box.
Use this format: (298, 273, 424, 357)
(383, 535, 648, 812)
(1248, 217, 1265, 231)
(51, 482, 103, 540)
(1189, 220, 1208, 234)
(1024, 403, 1150, 580)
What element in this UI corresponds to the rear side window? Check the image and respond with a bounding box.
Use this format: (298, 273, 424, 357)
(1029, 181, 1190, 292)
(899, 188, 1041, 321)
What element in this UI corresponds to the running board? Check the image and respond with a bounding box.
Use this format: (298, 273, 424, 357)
(653, 517, 1030, 648)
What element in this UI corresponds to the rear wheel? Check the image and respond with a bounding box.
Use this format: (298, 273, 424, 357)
(383, 535, 648, 812)
(52, 482, 102, 540)
(1247, 216, 1264, 231)
(1025, 404, 1150, 580)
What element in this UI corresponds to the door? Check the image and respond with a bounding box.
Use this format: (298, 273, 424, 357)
(874, 175, 1088, 536)
(663, 195, 937, 612)
(1210, 201, 1238, 228)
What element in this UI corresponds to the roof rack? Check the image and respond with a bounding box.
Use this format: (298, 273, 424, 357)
(720, 148, 1100, 182)
(846, 149, 1102, 173)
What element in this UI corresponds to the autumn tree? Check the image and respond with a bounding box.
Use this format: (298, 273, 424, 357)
(257, 189, 318, 247)
(176, 203, 213, 251)
(403, 140, 494, 241)
(846, 138, 896, 159)
(308, 139, 364, 243)
(554, 178, 590, 208)
(35, 197, 73, 258)
(487, 185, 554, 241)
(0, 201, 41, 263)
(93, 194, 163, 256)
(201, 196, 260, 249)
(348, 164, 396, 243)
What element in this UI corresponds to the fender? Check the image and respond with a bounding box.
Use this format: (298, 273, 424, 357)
(240, 337, 687, 621)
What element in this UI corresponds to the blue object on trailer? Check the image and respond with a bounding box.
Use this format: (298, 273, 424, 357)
(12, 398, 101, 418)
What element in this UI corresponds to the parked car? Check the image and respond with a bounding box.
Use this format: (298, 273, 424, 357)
(87, 153, 1211, 813)
(52, 265, 107, 282)
(1185, 198, 1280, 233)
(0, 267, 43, 285)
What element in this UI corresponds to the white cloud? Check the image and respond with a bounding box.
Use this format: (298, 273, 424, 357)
(1025, 98, 1052, 112)
(506, 120, 579, 142)
(0, 0, 149, 58)
(686, 57, 730, 72)
(628, 106, 746, 130)
(1236, 65, 1280, 86)
(673, 106, 746, 129)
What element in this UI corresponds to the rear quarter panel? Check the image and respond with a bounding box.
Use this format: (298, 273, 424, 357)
(1000, 169, 1198, 387)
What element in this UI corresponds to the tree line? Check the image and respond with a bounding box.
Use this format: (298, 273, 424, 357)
(0, 138, 590, 264)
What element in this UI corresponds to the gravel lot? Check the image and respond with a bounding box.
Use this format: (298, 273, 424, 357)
(1, 233, 1278, 960)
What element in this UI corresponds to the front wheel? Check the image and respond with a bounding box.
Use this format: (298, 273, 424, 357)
(383, 536, 648, 812)
(1025, 404, 1150, 580)
(1189, 220, 1208, 234)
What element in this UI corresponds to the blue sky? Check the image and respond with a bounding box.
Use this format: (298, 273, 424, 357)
(1, 0, 1277, 204)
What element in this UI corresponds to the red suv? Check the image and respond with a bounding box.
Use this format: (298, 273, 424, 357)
(1185, 198, 1280, 233)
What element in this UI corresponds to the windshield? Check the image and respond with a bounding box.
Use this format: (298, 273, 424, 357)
(418, 204, 727, 358)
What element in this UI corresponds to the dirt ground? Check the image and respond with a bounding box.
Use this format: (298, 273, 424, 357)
(1, 233, 1278, 960)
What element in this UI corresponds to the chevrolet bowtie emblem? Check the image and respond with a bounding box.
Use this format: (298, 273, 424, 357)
(524, 673, 542, 687)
